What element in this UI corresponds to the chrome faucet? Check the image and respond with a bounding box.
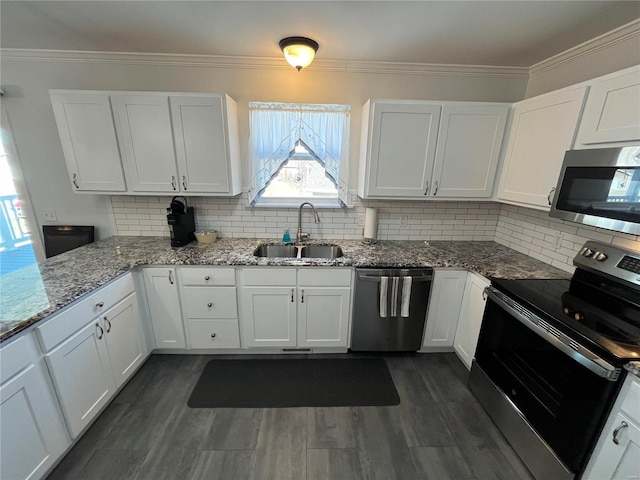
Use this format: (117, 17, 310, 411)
(297, 202, 320, 243)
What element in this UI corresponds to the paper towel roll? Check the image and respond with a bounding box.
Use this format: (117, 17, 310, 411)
(364, 207, 378, 240)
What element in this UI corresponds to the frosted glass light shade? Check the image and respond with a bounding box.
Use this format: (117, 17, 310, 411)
(279, 37, 319, 71)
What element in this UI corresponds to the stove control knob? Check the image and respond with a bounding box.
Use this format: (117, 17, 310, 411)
(563, 307, 572, 315)
(574, 312, 584, 321)
(594, 252, 608, 261)
(581, 248, 595, 257)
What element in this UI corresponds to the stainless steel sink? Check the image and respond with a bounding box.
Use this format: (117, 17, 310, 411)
(253, 244, 343, 259)
(253, 244, 298, 257)
(300, 245, 343, 259)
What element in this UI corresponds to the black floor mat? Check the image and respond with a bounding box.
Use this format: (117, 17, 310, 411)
(187, 357, 400, 408)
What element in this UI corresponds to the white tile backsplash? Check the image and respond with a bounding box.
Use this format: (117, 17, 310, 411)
(111, 195, 640, 273)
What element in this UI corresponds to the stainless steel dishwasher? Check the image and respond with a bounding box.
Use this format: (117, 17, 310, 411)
(350, 268, 433, 351)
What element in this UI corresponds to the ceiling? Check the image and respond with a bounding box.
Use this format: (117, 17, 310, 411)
(1, 1, 639, 67)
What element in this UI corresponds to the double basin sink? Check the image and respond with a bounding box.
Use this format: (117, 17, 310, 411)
(254, 244, 343, 259)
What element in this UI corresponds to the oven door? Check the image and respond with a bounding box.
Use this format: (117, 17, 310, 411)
(471, 287, 622, 477)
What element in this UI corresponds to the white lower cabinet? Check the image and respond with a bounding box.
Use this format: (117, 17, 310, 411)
(179, 267, 241, 349)
(421, 269, 467, 351)
(453, 272, 490, 369)
(240, 268, 352, 349)
(297, 287, 351, 347)
(46, 319, 116, 438)
(45, 293, 144, 439)
(0, 334, 69, 480)
(583, 373, 640, 480)
(143, 267, 185, 348)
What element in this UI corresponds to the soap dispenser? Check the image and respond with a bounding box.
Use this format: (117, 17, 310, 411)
(282, 228, 291, 243)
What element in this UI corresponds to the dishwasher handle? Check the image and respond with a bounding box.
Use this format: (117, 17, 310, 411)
(358, 273, 433, 283)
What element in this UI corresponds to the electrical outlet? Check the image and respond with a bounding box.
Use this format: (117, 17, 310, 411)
(42, 209, 57, 222)
(357, 215, 365, 225)
(399, 215, 409, 227)
(554, 232, 564, 249)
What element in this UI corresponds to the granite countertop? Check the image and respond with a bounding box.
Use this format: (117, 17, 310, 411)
(0, 236, 570, 342)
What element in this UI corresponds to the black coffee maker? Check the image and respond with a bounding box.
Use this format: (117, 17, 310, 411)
(167, 196, 195, 247)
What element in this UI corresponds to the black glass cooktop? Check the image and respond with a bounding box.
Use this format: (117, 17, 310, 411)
(492, 271, 640, 363)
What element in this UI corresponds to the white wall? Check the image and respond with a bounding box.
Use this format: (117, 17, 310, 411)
(525, 20, 640, 97)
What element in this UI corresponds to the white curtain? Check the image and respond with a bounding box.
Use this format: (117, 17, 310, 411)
(248, 102, 350, 205)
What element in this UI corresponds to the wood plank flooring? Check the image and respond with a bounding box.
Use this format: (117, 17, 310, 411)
(47, 353, 534, 480)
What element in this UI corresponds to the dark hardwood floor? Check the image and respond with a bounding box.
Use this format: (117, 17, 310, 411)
(47, 353, 534, 480)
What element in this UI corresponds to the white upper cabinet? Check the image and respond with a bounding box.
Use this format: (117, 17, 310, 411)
(50, 90, 242, 196)
(50, 91, 126, 192)
(431, 103, 509, 198)
(112, 94, 179, 193)
(575, 65, 640, 147)
(170, 95, 241, 195)
(358, 100, 509, 199)
(359, 100, 441, 198)
(496, 86, 588, 210)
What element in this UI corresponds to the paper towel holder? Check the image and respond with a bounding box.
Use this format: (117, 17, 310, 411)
(362, 207, 378, 245)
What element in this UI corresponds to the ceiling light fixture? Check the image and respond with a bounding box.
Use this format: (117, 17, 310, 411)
(279, 37, 319, 71)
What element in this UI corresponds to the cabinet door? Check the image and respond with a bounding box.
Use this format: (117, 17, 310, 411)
(50, 91, 126, 192)
(102, 293, 145, 389)
(362, 101, 441, 197)
(584, 412, 640, 480)
(422, 269, 467, 349)
(46, 320, 116, 439)
(241, 287, 297, 347)
(454, 272, 490, 370)
(496, 87, 587, 209)
(576, 66, 640, 146)
(297, 287, 351, 347)
(113, 94, 179, 193)
(170, 95, 233, 194)
(432, 104, 508, 198)
(1, 364, 69, 480)
(143, 268, 186, 348)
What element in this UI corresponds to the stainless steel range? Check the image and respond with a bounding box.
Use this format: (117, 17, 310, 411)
(469, 241, 640, 480)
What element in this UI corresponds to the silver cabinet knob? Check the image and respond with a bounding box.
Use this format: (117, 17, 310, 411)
(204, 275, 210, 281)
(96, 301, 104, 308)
(211, 333, 216, 338)
(207, 302, 213, 308)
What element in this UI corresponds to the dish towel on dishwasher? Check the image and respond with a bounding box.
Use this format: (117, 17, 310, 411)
(379, 277, 413, 317)
(400, 276, 412, 317)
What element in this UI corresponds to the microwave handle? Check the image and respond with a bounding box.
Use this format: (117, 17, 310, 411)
(484, 286, 619, 381)
(547, 187, 556, 206)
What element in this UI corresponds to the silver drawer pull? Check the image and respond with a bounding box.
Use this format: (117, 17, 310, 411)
(612, 421, 628, 444)
(207, 302, 213, 308)
(168, 270, 174, 285)
(204, 275, 210, 281)
(211, 333, 216, 339)
(96, 301, 104, 308)
(548, 187, 556, 206)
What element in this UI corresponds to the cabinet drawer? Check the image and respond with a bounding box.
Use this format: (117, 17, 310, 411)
(299, 268, 352, 287)
(181, 267, 235, 286)
(621, 376, 640, 425)
(0, 335, 36, 384)
(182, 287, 238, 318)
(37, 273, 134, 352)
(243, 268, 296, 286)
(187, 319, 240, 349)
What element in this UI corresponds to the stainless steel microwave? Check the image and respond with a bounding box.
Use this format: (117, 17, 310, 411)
(550, 146, 640, 235)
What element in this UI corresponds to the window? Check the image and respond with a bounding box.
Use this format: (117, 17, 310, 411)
(248, 102, 350, 206)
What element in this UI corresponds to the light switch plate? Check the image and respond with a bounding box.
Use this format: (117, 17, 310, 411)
(42, 209, 57, 222)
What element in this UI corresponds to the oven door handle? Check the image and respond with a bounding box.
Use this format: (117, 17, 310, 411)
(485, 286, 620, 381)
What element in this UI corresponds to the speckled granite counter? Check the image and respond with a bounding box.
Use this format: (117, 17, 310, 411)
(0, 236, 570, 342)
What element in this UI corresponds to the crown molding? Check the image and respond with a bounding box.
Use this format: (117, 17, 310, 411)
(529, 18, 640, 77)
(0, 48, 529, 79)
